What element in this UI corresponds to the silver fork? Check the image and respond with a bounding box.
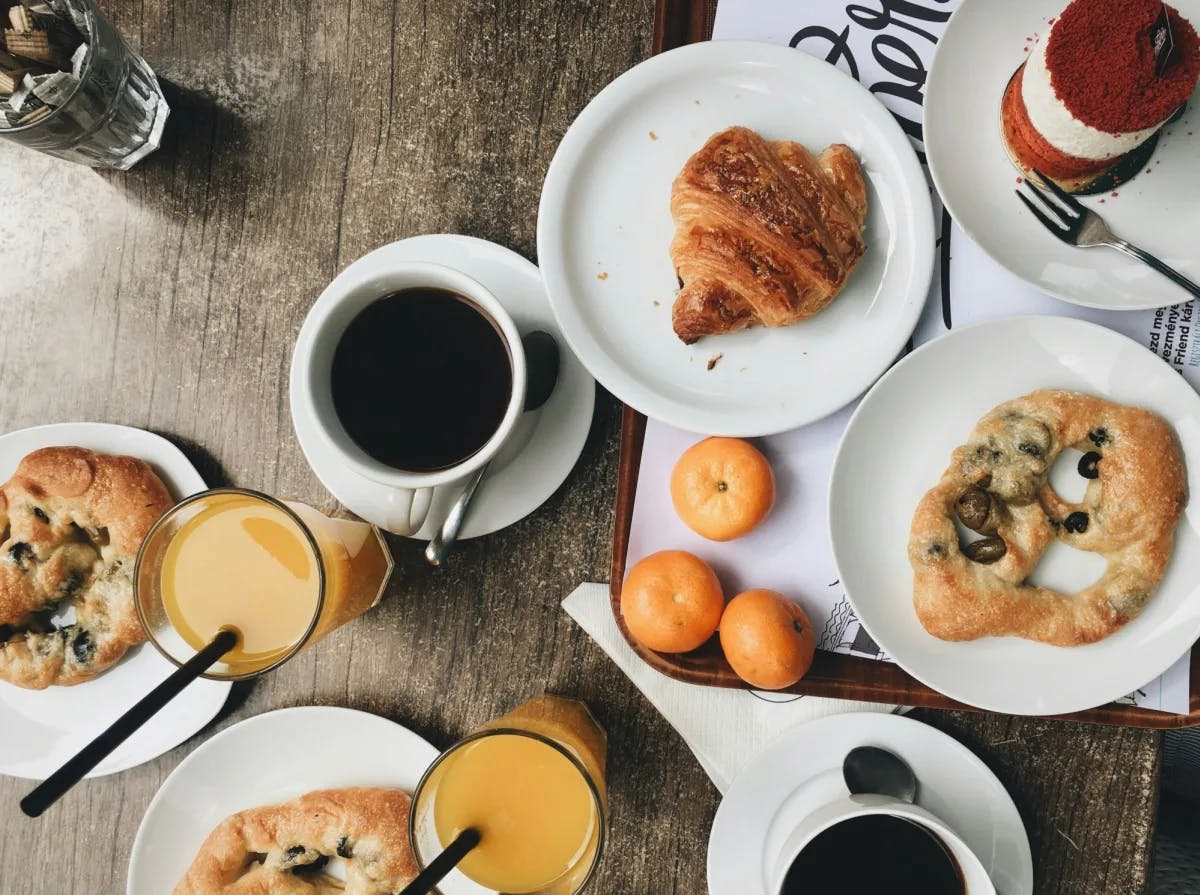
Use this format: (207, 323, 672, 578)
(1015, 170, 1200, 300)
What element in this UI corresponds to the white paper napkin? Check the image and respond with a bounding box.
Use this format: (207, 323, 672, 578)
(563, 582, 897, 793)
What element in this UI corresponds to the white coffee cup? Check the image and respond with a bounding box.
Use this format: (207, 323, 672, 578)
(770, 793, 996, 895)
(291, 261, 527, 535)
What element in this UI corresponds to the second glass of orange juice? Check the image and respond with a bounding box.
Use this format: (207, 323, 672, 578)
(133, 488, 392, 678)
(409, 695, 607, 895)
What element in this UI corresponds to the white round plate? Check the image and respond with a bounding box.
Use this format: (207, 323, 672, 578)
(0, 422, 229, 779)
(289, 234, 595, 540)
(830, 316, 1200, 715)
(927, 0, 1200, 310)
(708, 712, 1032, 895)
(127, 706, 446, 895)
(537, 40, 934, 437)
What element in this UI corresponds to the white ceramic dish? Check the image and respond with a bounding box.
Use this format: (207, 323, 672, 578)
(707, 712, 1032, 895)
(127, 706, 446, 895)
(538, 39, 935, 436)
(829, 316, 1200, 715)
(289, 234, 595, 540)
(0, 422, 229, 779)
(926, 0, 1200, 310)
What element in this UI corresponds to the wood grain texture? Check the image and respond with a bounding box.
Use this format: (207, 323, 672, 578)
(0, 0, 1160, 893)
(911, 710, 1160, 895)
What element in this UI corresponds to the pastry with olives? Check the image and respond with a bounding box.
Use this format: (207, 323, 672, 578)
(173, 787, 418, 895)
(0, 446, 173, 688)
(908, 390, 1187, 646)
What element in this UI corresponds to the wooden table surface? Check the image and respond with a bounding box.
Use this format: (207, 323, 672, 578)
(0, 1, 1162, 893)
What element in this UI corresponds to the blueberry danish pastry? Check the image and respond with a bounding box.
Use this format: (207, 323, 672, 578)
(0, 446, 172, 688)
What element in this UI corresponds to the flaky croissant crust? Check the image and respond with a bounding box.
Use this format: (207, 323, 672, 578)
(669, 126, 867, 344)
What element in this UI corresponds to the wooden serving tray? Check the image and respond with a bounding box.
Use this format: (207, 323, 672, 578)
(607, 0, 1200, 728)
(611, 403, 1200, 727)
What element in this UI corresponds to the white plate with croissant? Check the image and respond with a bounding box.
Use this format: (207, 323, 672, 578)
(538, 40, 935, 436)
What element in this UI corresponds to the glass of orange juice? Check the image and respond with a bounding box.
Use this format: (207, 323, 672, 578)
(409, 695, 607, 894)
(133, 487, 393, 679)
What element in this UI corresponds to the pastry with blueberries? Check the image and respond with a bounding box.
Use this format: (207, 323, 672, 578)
(0, 446, 173, 688)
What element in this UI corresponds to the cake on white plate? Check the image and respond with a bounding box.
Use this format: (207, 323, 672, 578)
(1002, 0, 1200, 193)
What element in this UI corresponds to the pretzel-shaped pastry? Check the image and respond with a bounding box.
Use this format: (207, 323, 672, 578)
(0, 447, 173, 688)
(908, 390, 1187, 646)
(174, 788, 418, 895)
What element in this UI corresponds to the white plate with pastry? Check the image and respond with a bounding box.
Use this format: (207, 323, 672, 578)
(926, 0, 1200, 310)
(829, 316, 1200, 715)
(127, 706, 455, 895)
(0, 422, 230, 779)
(538, 39, 935, 437)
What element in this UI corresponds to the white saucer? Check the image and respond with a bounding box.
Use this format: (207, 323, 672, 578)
(829, 316, 1200, 715)
(926, 0, 1200, 310)
(0, 422, 230, 779)
(708, 712, 1033, 895)
(538, 40, 934, 436)
(286, 233, 595, 537)
(289, 234, 595, 540)
(126, 706, 457, 895)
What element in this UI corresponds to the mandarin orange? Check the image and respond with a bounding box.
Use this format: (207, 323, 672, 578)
(620, 550, 724, 653)
(719, 588, 815, 690)
(670, 437, 775, 541)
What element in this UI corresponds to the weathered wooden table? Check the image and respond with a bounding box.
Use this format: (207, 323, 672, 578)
(0, 1, 1161, 892)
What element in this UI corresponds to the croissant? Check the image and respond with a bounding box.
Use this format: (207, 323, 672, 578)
(669, 126, 868, 344)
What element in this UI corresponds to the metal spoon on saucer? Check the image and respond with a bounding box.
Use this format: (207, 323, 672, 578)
(424, 330, 560, 566)
(843, 745, 919, 803)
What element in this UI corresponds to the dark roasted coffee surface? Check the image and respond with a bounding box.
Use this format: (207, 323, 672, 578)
(782, 814, 963, 895)
(331, 288, 513, 472)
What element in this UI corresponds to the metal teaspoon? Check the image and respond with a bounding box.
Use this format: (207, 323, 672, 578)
(424, 330, 560, 566)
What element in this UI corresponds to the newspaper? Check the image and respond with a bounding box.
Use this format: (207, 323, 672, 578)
(628, 0, 1195, 713)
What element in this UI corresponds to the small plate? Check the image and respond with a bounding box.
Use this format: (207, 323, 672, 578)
(708, 712, 1033, 895)
(289, 234, 595, 540)
(537, 39, 934, 436)
(926, 0, 1200, 310)
(127, 706, 444, 895)
(829, 316, 1200, 715)
(0, 422, 229, 779)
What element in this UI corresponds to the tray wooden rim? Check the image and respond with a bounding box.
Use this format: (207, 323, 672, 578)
(611, 405, 1200, 727)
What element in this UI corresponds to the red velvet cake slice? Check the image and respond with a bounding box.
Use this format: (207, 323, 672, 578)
(1001, 0, 1200, 193)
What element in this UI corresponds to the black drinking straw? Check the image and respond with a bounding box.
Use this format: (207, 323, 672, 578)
(20, 628, 239, 818)
(398, 828, 482, 895)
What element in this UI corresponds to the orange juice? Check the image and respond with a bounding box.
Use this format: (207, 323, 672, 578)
(154, 491, 392, 676)
(161, 493, 319, 671)
(433, 734, 600, 892)
(484, 696, 608, 791)
(413, 696, 606, 894)
(285, 502, 392, 641)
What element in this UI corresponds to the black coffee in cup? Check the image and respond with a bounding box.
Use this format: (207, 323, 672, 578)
(330, 288, 513, 472)
(781, 815, 964, 894)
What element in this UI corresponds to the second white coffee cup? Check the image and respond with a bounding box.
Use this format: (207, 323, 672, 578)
(291, 260, 527, 535)
(770, 793, 996, 895)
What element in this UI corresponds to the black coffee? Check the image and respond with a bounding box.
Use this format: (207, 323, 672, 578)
(781, 815, 964, 895)
(331, 288, 512, 472)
